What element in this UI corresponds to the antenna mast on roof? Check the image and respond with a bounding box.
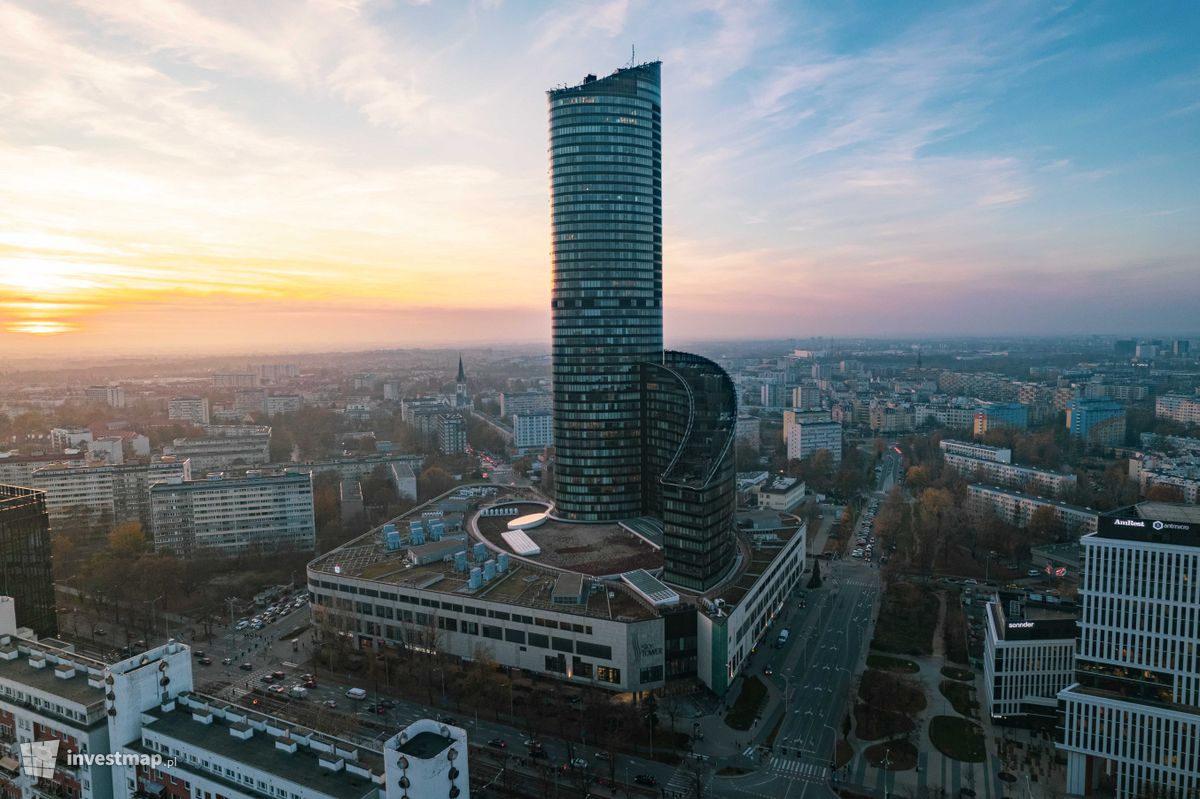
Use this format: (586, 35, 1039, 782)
(630, 44, 636, 67)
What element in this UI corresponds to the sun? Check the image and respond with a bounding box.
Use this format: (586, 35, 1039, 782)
(6, 321, 78, 335)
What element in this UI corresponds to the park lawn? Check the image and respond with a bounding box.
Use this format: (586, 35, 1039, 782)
(941, 666, 974, 682)
(871, 581, 939, 656)
(939, 679, 978, 718)
(867, 654, 921, 673)
(929, 715, 987, 762)
(725, 675, 767, 731)
(854, 701, 915, 741)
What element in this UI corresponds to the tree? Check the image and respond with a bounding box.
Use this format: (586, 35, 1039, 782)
(418, 467, 456, 499)
(108, 522, 147, 557)
(1027, 506, 1059, 546)
(1145, 483, 1185, 503)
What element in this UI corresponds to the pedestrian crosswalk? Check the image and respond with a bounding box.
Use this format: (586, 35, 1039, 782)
(769, 757, 827, 781)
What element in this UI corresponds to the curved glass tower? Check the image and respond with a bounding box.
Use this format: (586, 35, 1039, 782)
(548, 62, 663, 521)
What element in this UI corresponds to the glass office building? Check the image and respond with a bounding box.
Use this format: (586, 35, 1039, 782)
(548, 62, 663, 521)
(0, 484, 57, 638)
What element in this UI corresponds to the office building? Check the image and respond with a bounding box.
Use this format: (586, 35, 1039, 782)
(1058, 505, 1200, 799)
(498, 391, 551, 422)
(1155, 393, 1200, 426)
(786, 420, 843, 464)
(436, 413, 467, 455)
(973, 402, 1029, 436)
(1067, 399, 1127, 448)
(967, 484, 1098, 534)
(168, 396, 210, 425)
(83, 385, 125, 408)
(940, 439, 1012, 464)
(512, 413, 553, 454)
(162, 425, 271, 472)
(548, 62, 663, 521)
(30, 457, 191, 531)
(149, 471, 315, 556)
(982, 597, 1075, 726)
(0, 487, 56, 638)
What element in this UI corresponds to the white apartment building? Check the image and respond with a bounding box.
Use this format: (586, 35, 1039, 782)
(786, 420, 842, 464)
(943, 452, 1076, 497)
(734, 416, 760, 451)
(168, 397, 210, 425)
(150, 471, 315, 557)
(0, 596, 465, 799)
(31, 458, 192, 530)
(263, 395, 302, 416)
(162, 426, 271, 473)
(1155, 393, 1200, 426)
(212, 373, 259, 388)
(49, 428, 93, 450)
(0, 453, 85, 487)
(967, 484, 1097, 534)
(913, 403, 979, 430)
(791, 384, 821, 410)
(498, 391, 551, 422)
(781, 409, 831, 444)
(512, 413, 552, 454)
(84, 386, 125, 409)
(982, 598, 1075, 725)
(939, 439, 1012, 464)
(1058, 506, 1200, 799)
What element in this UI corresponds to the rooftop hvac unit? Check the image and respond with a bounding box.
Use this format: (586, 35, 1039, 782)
(468, 567, 482, 591)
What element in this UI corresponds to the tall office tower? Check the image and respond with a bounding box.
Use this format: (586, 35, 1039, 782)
(0, 484, 57, 638)
(1057, 504, 1200, 799)
(548, 62, 663, 521)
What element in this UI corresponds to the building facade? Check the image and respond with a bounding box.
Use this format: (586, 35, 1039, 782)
(149, 472, 315, 556)
(0, 488, 56, 638)
(548, 63, 663, 521)
(1058, 507, 1200, 799)
(30, 458, 192, 532)
(982, 598, 1075, 726)
(436, 414, 467, 455)
(939, 439, 1012, 464)
(84, 385, 125, 408)
(1067, 399, 1127, 447)
(1155, 393, 1200, 426)
(786, 421, 843, 464)
(966, 484, 1098, 534)
(512, 413, 553, 454)
(498, 391, 551, 422)
(162, 426, 270, 473)
(942, 452, 1076, 497)
(973, 402, 1029, 436)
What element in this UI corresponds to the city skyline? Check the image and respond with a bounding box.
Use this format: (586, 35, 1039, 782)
(1, 0, 1198, 356)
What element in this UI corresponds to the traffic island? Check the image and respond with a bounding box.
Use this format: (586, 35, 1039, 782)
(929, 715, 987, 762)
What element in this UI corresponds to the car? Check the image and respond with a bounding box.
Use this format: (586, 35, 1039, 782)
(221, 657, 232, 665)
(346, 687, 367, 700)
(764, 666, 773, 676)
(634, 775, 657, 787)
(239, 662, 254, 671)
(523, 738, 542, 749)
(570, 758, 588, 769)
(529, 749, 549, 760)
(94, 628, 107, 636)
(269, 684, 286, 694)
(193, 650, 207, 658)
(235, 621, 249, 631)
(488, 738, 507, 749)
(198, 657, 213, 666)
(323, 700, 337, 709)
(964, 578, 979, 585)
(364, 704, 386, 715)
(303, 678, 317, 689)
(270, 670, 286, 680)
(1027, 568, 1042, 577)
(595, 751, 611, 761)
(260, 674, 275, 683)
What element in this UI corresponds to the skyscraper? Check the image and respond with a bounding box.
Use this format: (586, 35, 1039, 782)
(0, 484, 57, 638)
(546, 63, 738, 591)
(548, 62, 663, 522)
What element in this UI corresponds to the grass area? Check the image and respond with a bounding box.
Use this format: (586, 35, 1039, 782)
(854, 701, 915, 741)
(860, 669, 927, 713)
(867, 654, 920, 673)
(939, 679, 978, 718)
(834, 739, 855, 769)
(941, 665, 974, 682)
(929, 715, 987, 762)
(725, 675, 767, 731)
(865, 740, 918, 770)
(871, 581, 939, 656)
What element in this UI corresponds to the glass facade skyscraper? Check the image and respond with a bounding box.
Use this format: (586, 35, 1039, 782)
(548, 63, 663, 522)
(0, 484, 57, 638)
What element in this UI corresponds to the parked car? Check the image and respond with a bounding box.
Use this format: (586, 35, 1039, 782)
(345, 687, 367, 700)
(570, 758, 588, 769)
(198, 657, 213, 666)
(270, 670, 286, 680)
(239, 662, 254, 671)
(323, 700, 337, 709)
(488, 739, 507, 749)
(1027, 568, 1042, 577)
(634, 775, 657, 787)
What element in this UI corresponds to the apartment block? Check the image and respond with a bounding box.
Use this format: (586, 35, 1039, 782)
(30, 458, 192, 531)
(967, 484, 1098, 534)
(786, 421, 842, 464)
(162, 425, 270, 472)
(512, 413, 552, 455)
(168, 397, 210, 425)
(939, 439, 1012, 463)
(942, 452, 1076, 497)
(1155, 393, 1200, 426)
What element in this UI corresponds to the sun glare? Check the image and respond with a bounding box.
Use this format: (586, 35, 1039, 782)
(6, 320, 78, 335)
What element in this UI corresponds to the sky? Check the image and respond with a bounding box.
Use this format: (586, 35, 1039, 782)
(0, 0, 1198, 356)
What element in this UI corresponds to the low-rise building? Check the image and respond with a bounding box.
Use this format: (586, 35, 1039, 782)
(967, 484, 1098, 534)
(755, 476, 805, 513)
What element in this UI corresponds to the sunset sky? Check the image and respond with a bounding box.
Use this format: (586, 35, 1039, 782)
(1, 0, 1197, 356)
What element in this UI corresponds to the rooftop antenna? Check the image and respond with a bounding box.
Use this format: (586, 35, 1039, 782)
(630, 44, 636, 67)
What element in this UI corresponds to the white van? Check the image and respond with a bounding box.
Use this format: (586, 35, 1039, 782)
(289, 686, 308, 699)
(345, 687, 367, 700)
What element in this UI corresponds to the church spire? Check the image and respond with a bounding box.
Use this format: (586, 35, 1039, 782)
(456, 355, 466, 383)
